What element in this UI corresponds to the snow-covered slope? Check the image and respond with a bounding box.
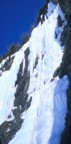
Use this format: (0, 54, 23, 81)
(0, 1, 69, 144)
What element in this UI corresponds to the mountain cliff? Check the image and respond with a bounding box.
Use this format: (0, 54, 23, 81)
(0, 0, 71, 144)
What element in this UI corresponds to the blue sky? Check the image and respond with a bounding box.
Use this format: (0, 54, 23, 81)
(0, 0, 45, 55)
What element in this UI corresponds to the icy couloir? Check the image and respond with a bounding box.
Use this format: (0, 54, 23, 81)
(0, 1, 69, 144)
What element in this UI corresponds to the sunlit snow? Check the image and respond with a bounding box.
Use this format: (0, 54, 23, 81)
(0, 2, 69, 144)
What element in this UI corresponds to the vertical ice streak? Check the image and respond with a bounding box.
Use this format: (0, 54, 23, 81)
(0, 2, 69, 144)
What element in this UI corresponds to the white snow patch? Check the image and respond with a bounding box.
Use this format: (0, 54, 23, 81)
(9, 4, 68, 144)
(0, 43, 29, 124)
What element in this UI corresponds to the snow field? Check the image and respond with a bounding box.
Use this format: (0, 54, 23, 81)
(0, 2, 68, 144)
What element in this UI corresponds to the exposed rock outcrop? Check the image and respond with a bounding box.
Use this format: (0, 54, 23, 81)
(0, 48, 32, 144)
(59, 0, 71, 17)
(52, 0, 71, 142)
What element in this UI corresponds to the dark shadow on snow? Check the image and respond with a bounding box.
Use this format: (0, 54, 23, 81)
(48, 77, 68, 144)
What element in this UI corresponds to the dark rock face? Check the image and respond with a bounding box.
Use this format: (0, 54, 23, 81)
(33, 56, 38, 70)
(14, 48, 32, 110)
(60, 75, 71, 144)
(37, 0, 49, 24)
(51, 0, 71, 142)
(0, 139, 1, 144)
(53, 3, 71, 143)
(59, 0, 71, 17)
(60, 25, 69, 46)
(0, 56, 14, 74)
(52, 29, 71, 144)
(58, 29, 71, 79)
(55, 14, 65, 40)
(57, 15, 64, 28)
(60, 25, 71, 143)
(0, 118, 23, 144)
(0, 48, 32, 144)
(52, 0, 58, 4)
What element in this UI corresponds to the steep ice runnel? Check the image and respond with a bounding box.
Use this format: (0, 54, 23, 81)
(0, 42, 29, 124)
(9, 3, 68, 144)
